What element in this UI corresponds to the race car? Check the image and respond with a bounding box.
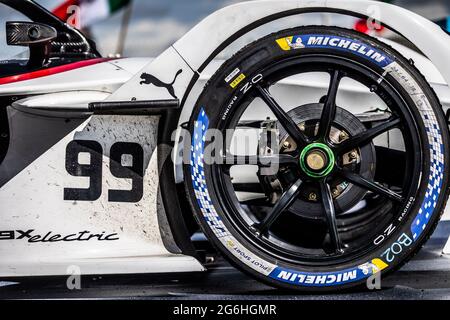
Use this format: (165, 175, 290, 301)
(1, 0, 450, 291)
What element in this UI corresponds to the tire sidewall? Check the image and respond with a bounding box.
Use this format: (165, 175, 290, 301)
(184, 27, 450, 290)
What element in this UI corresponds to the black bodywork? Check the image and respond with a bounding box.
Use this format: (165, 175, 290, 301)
(1, 0, 100, 77)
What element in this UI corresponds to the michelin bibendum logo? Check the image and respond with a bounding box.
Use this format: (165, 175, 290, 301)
(282, 36, 305, 49)
(276, 34, 394, 68)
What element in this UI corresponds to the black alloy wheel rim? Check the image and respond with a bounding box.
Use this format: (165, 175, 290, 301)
(210, 54, 423, 266)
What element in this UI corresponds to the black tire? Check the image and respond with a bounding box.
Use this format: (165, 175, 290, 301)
(184, 26, 450, 291)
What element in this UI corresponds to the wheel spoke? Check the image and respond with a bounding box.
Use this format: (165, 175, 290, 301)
(255, 85, 309, 147)
(254, 178, 303, 235)
(318, 70, 342, 140)
(320, 181, 343, 253)
(223, 154, 298, 167)
(337, 168, 404, 203)
(336, 117, 401, 154)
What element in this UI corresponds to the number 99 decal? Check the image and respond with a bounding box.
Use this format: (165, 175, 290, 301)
(64, 140, 144, 203)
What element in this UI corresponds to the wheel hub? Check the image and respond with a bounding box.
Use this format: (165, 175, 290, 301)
(259, 103, 377, 220)
(300, 143, 335, 178)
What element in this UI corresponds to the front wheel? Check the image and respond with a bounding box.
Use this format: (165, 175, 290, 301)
(184, 27, 450, 291)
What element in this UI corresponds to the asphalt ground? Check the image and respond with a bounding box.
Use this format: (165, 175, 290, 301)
(0, 221, 449, 300)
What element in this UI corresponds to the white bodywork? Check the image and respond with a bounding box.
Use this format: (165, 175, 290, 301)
(2, 0, 450, 277)
(0, 115, 204, 276)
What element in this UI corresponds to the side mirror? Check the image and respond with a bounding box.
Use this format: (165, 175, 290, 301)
(6, 21, 57, 47)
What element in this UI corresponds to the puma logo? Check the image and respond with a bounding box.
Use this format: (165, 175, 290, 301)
(139, 69, 183, 99)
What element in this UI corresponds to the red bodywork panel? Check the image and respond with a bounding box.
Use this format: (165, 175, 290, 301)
(0, 58, 111, 86)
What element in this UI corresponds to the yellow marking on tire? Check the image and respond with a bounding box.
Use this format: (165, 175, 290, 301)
(276, 37, 293, 51)
(230, 73, 246, 88)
